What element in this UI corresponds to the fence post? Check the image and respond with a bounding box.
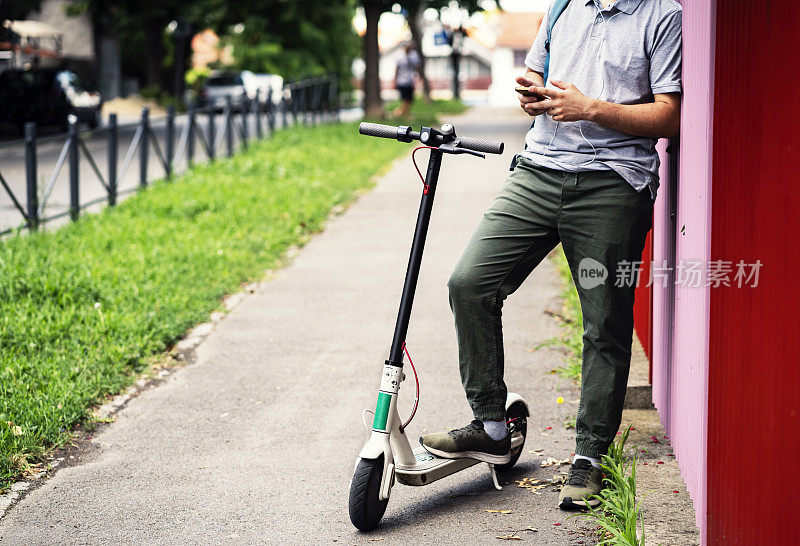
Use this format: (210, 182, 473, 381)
(300, 84, 307, 126)
(266, 89, 274, 132)
(240, 90, 249, 149)
(255, 89, 264, 140)
(166, 105, 175, 179)
(24, 122, 38, 230)
(331, 75, 340, 122)
(108, 113, 118, 206)
(225, 95, 234, 158)
(291, 84, 298, 125)
(68, 118, 80, 221)
(188, 107, 196, 165)
(139, 107, 149, 187)
(207, 105, 216, 160)
(314, 78, 322, 125)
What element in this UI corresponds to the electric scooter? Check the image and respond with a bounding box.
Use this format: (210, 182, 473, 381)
(349, 122, 530, 531)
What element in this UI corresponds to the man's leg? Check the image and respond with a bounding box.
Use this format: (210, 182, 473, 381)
(559, 171, 653, 461)
(448, 160, 562, 421)
(419, 159, 561, 463)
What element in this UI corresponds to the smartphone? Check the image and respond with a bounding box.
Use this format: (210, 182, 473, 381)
(515, 86, 547, 100)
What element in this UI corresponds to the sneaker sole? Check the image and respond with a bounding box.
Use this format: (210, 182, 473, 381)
(421, 445, 511, 465)
(559, 496, 601, 510)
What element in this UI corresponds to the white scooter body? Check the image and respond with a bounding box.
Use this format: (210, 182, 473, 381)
(358, 364, 529, 501)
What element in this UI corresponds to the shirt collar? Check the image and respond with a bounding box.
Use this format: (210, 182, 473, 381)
(585, 0, 645, 15)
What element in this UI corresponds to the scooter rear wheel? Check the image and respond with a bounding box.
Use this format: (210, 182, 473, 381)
(348, 454, 389, 531)
(495, 401, 528, 473)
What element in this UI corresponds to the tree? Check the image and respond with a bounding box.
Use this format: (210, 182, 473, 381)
(0, 0, 42, 22)
(404, 1, 431, 102)
(362, 0, 498, 117)
(69, 0, 196, 91)
(411, 0, 496, 102)
(361, 0, 392, 118)
(202, 0, 358, 84)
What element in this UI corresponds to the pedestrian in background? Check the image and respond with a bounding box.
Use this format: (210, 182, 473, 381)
(393, 42, 420, 118)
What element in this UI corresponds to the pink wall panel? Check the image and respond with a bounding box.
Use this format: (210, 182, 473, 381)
(650, 0, 715, 538)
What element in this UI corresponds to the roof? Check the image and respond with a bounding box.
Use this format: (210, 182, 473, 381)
(3, 20, 62, 39)
(494, 12, 544, 49)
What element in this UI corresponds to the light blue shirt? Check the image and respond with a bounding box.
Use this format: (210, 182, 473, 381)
(523, 0, 682, 198)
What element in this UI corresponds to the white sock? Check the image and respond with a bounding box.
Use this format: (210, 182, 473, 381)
(482, 420, 508, 440)
(574, 454, 602, 469)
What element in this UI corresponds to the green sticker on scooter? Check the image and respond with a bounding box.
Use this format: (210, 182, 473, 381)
(373, 392, 391, 430)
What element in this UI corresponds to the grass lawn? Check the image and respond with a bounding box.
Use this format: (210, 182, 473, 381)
(0, 121, 416, 490)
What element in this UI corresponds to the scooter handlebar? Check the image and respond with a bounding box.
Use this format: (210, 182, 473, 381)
(358, 122, 398, 139)
(455, 136, 504, 155)
(358, 122, 504, 155)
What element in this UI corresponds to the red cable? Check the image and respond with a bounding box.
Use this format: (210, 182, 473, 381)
(412, 146, 437, 194)
(399, 342, 420, 433)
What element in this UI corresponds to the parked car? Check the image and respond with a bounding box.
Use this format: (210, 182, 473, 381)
(195, 70, 255, 111)
(0, 67, 102, 134)
(252, 73, 285, 105)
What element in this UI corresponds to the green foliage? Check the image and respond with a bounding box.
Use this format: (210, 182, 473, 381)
(205, 0, 359, 84)
(575, 428, 646, 545)
(0, 0, 42, 21)
(0, 122, 407, 491)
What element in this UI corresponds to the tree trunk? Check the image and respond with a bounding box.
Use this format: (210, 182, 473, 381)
(143, 21, 166, 89)
(406, 1, 431, 103)
(362, 0, 384, 118)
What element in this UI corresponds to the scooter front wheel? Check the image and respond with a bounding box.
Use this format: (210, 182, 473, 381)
(348, 454, 389, 531)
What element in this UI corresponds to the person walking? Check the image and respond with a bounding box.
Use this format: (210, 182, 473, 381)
(393, 42, 421, 118)
(420, 0, 682, 510)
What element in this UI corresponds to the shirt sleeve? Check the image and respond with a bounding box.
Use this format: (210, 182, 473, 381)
(649, 8, 682, 94)
(524, 3, 552, 74)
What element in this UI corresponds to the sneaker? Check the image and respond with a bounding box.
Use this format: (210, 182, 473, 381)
(419, 420, 511, 464)
(558, 458, 604, 510)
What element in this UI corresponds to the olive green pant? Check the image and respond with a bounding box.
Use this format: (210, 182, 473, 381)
(448, 157, 653, 458)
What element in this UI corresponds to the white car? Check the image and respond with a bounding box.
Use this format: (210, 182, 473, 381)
(251, 73, 285, 105)
(199, 70, 254, 110)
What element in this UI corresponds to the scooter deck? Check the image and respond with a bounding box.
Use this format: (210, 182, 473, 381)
(394, 434, 524, 487)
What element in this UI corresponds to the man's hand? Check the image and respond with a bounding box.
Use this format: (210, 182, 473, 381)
(516, 75, 549, 117)
(530, 80, 595, 122)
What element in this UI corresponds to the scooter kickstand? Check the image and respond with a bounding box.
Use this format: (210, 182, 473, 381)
(488, 463, 502, 491)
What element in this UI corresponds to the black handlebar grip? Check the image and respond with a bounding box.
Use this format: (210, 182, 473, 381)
(457, 136, 504, 155)
(358, 122, 398, 139)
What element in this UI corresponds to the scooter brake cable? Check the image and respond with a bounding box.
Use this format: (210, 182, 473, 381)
(412, 146, 438, 194)
(399, 342, 420, 433)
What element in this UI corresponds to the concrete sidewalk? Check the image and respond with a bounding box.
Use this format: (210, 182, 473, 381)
(1, 108, 596, 545)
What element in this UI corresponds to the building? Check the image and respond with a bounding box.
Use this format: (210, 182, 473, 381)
(488, 12, 543, 106)
(1, 0, 122, 99)
(631, 1, 800, 544)
(352, 11, 492, 101)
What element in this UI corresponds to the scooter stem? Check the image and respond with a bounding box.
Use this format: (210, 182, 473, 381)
(388, 148, 444, 365)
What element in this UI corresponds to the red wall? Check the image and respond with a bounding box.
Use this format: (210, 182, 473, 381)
(633, 228, 653, 366)
(708, 1, 800, 543)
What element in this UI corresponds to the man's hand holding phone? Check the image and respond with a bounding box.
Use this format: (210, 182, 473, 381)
(515, 75, 549, 117)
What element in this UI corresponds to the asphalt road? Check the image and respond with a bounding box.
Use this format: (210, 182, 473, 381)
(0, 108, 595, 545)
(0, 108, 299, 233)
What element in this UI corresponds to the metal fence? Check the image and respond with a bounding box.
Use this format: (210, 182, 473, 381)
(0, 75, 339, 236)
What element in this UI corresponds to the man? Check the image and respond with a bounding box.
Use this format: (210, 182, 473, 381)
(421, 0, 682, 509)
(393, 42, 420, 118)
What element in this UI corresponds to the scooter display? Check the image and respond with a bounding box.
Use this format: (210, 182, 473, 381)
(349, 122, 530, 531)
